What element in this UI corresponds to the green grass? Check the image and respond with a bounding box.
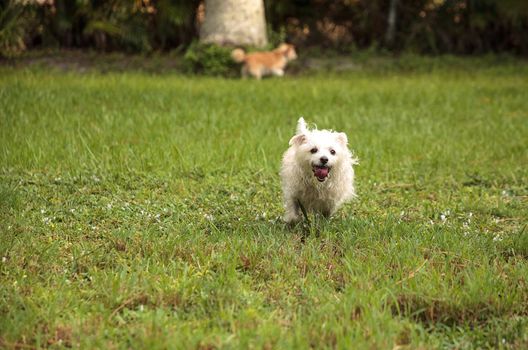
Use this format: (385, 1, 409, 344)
(1, 58, 528, 349)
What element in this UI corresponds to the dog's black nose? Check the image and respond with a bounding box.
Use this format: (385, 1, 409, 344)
(320, 156, 328, 164)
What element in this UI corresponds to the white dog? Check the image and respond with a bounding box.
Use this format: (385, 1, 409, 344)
(280, 118, 358, 223)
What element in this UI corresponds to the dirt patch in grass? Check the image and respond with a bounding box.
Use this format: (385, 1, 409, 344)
(390, 293, 526, 327)
(0, 50, 183, 74)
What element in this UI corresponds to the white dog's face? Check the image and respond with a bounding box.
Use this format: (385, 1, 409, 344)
(290, 129, 349, 182)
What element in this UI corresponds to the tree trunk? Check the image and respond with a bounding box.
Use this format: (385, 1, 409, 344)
(199, 0, 268, 47)
(385, 0, 399, 47)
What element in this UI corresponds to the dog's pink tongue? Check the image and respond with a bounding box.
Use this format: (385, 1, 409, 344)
(315, 167, 329, 178)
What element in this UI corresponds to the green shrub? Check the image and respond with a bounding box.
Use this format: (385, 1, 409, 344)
(183, 42, 238, 77)
(267, 26, 287, 48)
(0, 1, 37, 57)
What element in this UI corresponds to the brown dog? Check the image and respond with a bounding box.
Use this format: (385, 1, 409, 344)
(231, 44, 297, 80)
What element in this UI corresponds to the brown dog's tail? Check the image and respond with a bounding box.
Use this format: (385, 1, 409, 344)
(231, 48, 246, 63)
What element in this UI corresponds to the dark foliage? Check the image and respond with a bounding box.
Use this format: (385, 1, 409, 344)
(1, 0, 527, 56)
(265, 0, 528, 54)
(0, 0, 200, 56)
(183, 41, 238, 76)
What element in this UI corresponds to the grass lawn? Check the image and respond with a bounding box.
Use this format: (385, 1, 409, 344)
(1, 57, 528, 349)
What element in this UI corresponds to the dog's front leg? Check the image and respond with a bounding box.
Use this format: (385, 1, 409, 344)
(272, 68, 284, 77)
(284, 198, 302, 223)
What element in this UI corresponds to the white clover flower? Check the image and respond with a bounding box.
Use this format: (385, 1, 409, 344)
(493, 234, 503, 242)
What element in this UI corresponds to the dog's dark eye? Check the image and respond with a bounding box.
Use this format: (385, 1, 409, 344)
(310, 147, 318, 154)
(330, 149, 336, 155)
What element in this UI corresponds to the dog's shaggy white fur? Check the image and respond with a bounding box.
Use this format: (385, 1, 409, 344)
(280, 118, 358, 223)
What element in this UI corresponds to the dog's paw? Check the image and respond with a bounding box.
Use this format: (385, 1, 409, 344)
(283, 212, 302, 224)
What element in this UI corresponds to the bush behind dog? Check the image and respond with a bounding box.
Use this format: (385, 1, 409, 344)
(183, 42, 239, 77)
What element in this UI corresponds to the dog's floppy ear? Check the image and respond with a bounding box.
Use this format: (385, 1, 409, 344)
(336, 132, 348, 146)
(289, 134, 306, 146)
